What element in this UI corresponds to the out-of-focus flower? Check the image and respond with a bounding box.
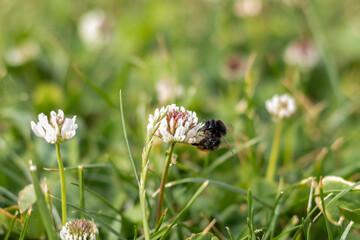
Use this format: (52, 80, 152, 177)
(221, 55, 247, 81)
(60, 219, 98, 240)
(78, 10, 113, 50)
(151, 104, 204, 144)
(284, 39, 319, 70)
(4, 41, 40, 67)
(236, 99, 248, 114)
(234, 0, 262, 18)
(31, 109, 78, 144)
(155, 79, 184, 104)
(266, 94, 296, 119)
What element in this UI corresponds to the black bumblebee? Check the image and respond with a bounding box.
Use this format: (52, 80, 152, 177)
(192, 119, 227, 151)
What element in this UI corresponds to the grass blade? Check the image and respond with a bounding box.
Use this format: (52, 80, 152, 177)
(29, 161, 57, 240)
(78, 164, 85, 219)
(340, 221, 354, 240)
(205, 137, 261, 175)
(226, 227, 235, 240)
(19, 208, 32, 240)
(319, 177, 333, 240)
(74, 64, 116, 108)
(160, 177, 272, 208)
(159, 180, 209, 240)
(119, 90, 140, 185)
(52, 195, 127, 240)
(4, 210, 18, 240)
(247, 189, 254, 240)
(70, 183, 121, 215)
(0, 186, 18, 203)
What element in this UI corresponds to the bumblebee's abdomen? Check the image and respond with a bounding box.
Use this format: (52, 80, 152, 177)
(196, 137, 221, 151)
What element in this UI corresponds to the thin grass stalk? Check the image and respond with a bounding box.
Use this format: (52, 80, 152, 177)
(266, 120, 283, 181)
(138, 107, 169, 240)
(52, 195, 127, 240)
(119, 90, 140, 185)
(159, 180, 209, 240)
(56, 143, 67, 225)
(74, 64, 116, 108)
(319, 177, 333, 240)
(247, 189, 254, 240)
(156, 142, 175, 224)
(4, 211, 18, 240)
(340, 221, 354, 240)
(78, 164, 85, 219)
(161, 178, 272, 208)
(226, 227, 235, 240)
(302, 1, 341, 103)
(19, 208, 32, 240)
(29, 162, 57, 240)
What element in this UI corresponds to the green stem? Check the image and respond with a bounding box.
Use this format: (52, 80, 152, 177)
(56, 143, 67, 225)
(139, 132, 154, 240)
(4, 211, 18, 240)
(156, 142, 176, 224)
(78, 164, 85, 219)
(266, 120, 283, 181)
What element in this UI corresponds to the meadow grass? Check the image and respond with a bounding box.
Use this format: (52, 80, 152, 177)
(1, 0, 360, 239)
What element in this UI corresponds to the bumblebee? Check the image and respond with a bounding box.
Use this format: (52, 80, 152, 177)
(192, 119, 227, 151)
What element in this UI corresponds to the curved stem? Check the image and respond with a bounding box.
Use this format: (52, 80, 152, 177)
(266, 120, 283, 181)
(56, 143, 67, 225)
(156, 142, 176, 224)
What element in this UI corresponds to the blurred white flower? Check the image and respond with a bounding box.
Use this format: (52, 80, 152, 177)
(4, 41, 40, 67)
(235, 0, 262, 18)
(221, 55, 247, 81)
(60, 219, 98, 240)
(31, 109, 78, 144)
(78, 10, 112, 50)
(266, 94, 296, 119)
(284, 39, 319, 70)
(155, 79, 184, 104)
(154, 104, 204, 144)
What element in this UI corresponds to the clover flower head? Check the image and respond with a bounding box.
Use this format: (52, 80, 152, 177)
(284, 39, 319, 70)
(31, 109, 78, 144)
(153, 104, 204, 144)
(222, 55, 247, 81)
(60, 219, 98, 240)
(147, 106, 168, 133)
(155, 79, 184, 104)
(266, 94, 296, 119)
(78, 10, 112, 50)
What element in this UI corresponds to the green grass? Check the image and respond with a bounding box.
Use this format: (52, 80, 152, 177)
(1, 0, 360, 239)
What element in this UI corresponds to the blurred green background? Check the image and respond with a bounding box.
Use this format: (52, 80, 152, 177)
(1, 0, 360, 239)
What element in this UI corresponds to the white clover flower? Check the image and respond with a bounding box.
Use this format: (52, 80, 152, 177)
(284, 39, 319, 70)
(155, 79, 184, 104)
(147, 106, 168, 133)
(153, 104, 204, 144)
(266, 94, 296, 119)
(31, 109, 78, 144)
(221, 55, 247, 81)
(60, 219, 98, 240)
(78, 10, 112, 50)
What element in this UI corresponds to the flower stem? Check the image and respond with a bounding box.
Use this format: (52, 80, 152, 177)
(56, 143, 67, 225)
(139, 132, 155, 240)
(156, 142, 176, 224)
(266, 120, 283, 181)
(78, 164, 85, 219)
